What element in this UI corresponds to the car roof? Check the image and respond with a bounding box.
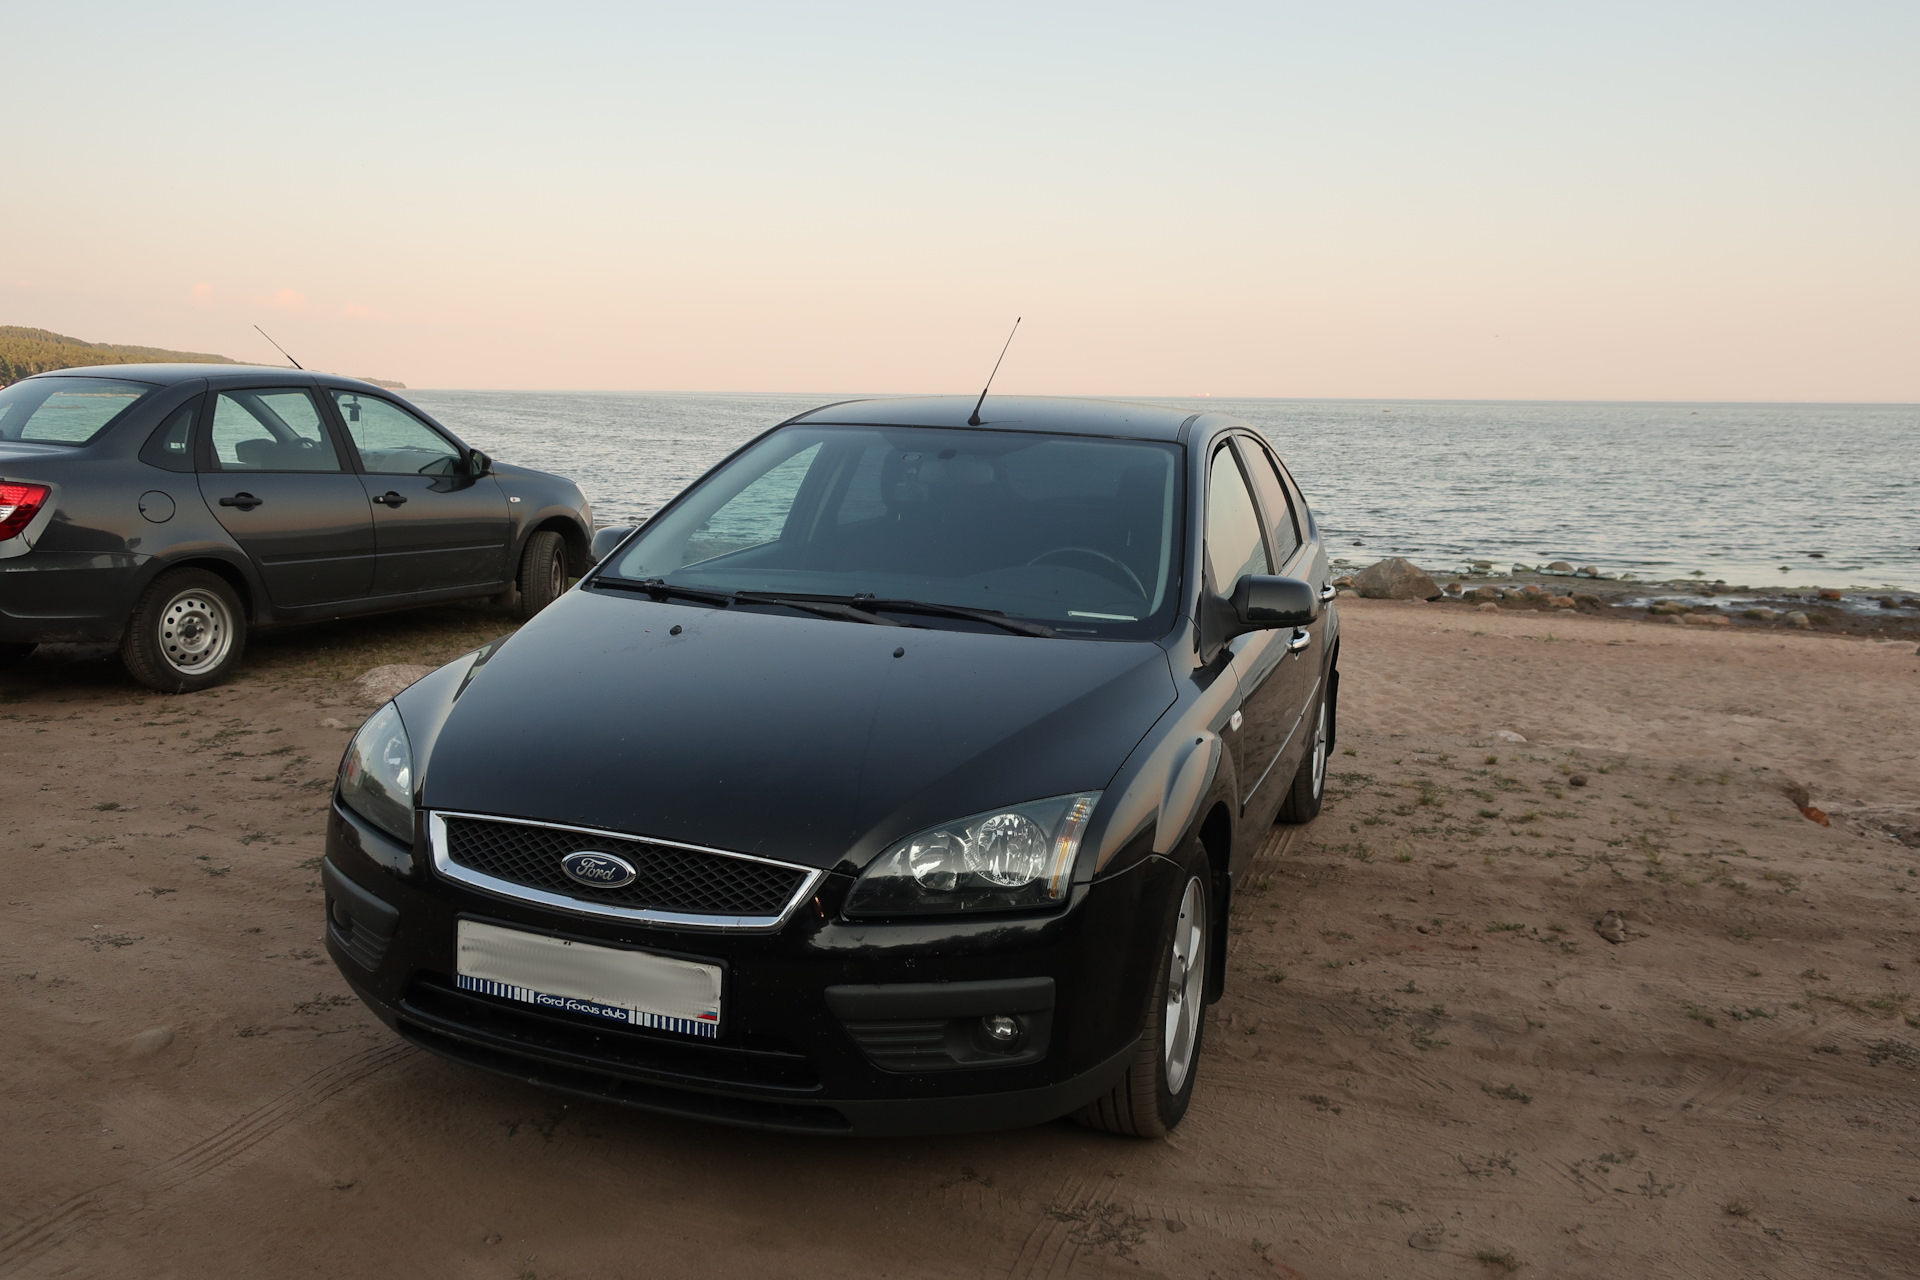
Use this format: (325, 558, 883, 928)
(22, 364, 395, 393)
(786, 395, 1208, 441)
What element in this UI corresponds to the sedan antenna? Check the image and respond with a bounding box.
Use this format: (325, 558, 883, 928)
(253, 324, 304, 370)
(966, 316, 1021, 426)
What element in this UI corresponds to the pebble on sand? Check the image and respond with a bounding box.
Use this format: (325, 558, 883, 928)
(1495, 729, 1527, 743)
(1683, 613, 1731, 626)
(129, 1027, 174, 1056)
(1785, 611, 1812, 628)
(1593, 911, 1643, 944)
(1477, 602, 1500, 612)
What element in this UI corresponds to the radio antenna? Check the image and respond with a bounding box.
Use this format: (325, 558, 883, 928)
(253, 325, 303, 370)
(966, 317, 1021, 426)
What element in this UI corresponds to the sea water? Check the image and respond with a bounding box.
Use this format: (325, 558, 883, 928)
(406, 391, 1920, 592)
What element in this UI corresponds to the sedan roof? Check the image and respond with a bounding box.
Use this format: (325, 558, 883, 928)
(23, 363, 392, 392)
(787, 395, 1201, 441)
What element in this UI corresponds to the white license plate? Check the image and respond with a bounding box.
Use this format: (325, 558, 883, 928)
(455, 919, 722, 1038)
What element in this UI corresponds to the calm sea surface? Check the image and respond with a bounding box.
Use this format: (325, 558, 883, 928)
(405, 392, 1920, 592)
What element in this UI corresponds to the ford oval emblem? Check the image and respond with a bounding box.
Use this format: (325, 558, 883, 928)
(561, 851, 637, 889)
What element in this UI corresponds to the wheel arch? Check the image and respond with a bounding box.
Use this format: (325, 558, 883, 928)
(1197, 797, 1235, 1002)
(133, 553, 259, 624)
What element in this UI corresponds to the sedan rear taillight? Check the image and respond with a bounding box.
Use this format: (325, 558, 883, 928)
(0, 483, 51, 541)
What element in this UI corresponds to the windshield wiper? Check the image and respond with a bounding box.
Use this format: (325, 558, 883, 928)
(853, 597, 1056, 638)
(594, 577, 735, 606)
(732, 592, 913, 628)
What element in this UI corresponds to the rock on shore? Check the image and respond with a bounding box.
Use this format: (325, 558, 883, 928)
(1351, 557, 1441, 600)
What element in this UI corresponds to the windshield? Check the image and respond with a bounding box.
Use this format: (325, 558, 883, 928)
(605, 425, 1185, 639)
(0, 376, 154, 446)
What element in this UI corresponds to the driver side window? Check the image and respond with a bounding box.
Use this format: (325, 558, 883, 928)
(210, 390, 342, 472)
(332, 392, 463, 475)
(1205, 445, 1269, 593)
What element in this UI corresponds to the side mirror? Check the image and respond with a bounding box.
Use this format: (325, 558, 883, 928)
(1229, 575, 1318, 630)
(1201, 574, 1317, 662)
(466, 450, 493, 476)
(590, 525, 636, 564)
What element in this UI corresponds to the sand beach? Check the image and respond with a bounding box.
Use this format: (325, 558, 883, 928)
(2, 598, 1916, 1278)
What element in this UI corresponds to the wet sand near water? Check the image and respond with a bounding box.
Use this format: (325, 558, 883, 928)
(3, 600, 1918, 1278)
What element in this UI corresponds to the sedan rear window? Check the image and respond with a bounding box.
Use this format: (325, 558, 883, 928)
(0, 376, 153, 445)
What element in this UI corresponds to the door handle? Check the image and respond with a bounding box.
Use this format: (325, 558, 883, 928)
(372, 491, 409, 507)
(1318, 583, 1338, 602)
(218, 492, 262, 510)
(1287, 627, 1312, 654)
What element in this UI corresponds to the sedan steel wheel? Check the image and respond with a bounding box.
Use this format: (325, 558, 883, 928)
(157, 588, 234, 675)
(1163, 876, 1207, 1093)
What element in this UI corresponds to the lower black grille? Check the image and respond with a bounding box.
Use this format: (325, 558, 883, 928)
(441, 814, 808, 918)
(402, 974, 820, 1090)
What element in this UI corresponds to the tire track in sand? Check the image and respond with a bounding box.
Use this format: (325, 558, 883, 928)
(0, 1042, 410, 1275)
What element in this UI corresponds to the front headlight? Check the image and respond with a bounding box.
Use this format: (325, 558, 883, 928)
(338, 702, 416, 844)
(844, 792, 1100, 917)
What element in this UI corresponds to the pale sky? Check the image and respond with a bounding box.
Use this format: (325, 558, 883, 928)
(6, 2, 1916, 400)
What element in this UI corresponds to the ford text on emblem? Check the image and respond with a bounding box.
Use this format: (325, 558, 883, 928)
(560, 851, 637, 889)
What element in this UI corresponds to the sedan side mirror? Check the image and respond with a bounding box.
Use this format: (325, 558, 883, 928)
(590, 525, 636, 564)
(465, 450, 493, 477)
(1229, 574, 1318, 630)
(1204, 574, 1318, 660)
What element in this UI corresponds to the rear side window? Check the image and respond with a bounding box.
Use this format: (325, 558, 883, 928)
(1205, 445, 1270, 592)
(140, 400, 200, 472)
(210, 390, 343, 471)
(1236, 438, 1303, 566)
(0, 377, 153, 446)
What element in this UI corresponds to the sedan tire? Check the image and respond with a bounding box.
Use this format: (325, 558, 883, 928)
(1076, 841, 1212, 1138)
(121, 568, 247, 693)
(0, 642, 35, 668)
(512, 529, 568, 621)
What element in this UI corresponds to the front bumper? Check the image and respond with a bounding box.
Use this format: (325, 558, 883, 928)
(323, 801, 1171, 1135)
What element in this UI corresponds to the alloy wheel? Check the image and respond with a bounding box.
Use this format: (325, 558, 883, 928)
(158, 588, 233, 675)
(1163, 876, 1207, 1093)
(1309, 698, 1329, 798)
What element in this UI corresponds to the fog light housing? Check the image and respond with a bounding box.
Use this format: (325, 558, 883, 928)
(979, 1014, 1022, 1050)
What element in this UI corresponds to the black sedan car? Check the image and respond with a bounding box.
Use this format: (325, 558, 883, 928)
(324, 396, 1338, 1136)
(0, 365, 592, 691)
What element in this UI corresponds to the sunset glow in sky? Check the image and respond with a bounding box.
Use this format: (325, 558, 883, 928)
(6, 2, 1916, 399)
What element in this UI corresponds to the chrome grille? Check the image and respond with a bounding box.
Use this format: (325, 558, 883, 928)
(431, 812, 818, 929)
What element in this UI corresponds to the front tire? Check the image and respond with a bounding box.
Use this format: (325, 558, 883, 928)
(1076, 844, 1212, 1138)
(121, 569, 246, 693)
(512, 529, 567, 621)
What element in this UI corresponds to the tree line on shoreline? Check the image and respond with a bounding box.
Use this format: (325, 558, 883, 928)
(0, 325, 238, 388)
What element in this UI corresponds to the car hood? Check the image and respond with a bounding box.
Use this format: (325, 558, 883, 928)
(413, 589, 1176, 874)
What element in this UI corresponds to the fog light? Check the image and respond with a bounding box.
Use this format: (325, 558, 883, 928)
(981, 1014, 1020, 1046)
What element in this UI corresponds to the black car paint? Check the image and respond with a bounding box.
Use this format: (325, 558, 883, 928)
(0, 364, 590, 645)
(323, 395, 1340, 1135)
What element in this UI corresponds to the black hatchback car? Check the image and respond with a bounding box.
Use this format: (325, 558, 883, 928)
(0, 365, 592, 691)
(323, 396, 1338, 1137)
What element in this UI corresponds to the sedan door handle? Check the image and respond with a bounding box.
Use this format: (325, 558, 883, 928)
(372, 491, 409, 507)
(218, 492, 263, 510)
(1287, 627, 1312, 654)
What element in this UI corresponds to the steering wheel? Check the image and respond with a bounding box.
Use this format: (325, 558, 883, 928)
(1027, 546, 1148, 600)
